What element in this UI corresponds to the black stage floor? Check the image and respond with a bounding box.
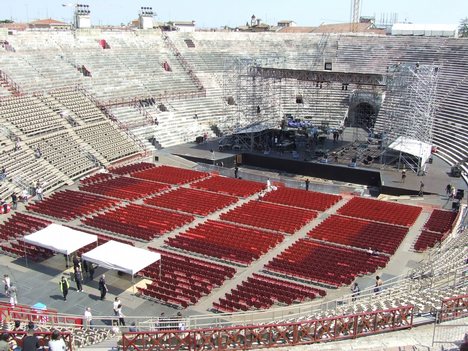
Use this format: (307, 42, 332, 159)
(165, 130, 467, 198)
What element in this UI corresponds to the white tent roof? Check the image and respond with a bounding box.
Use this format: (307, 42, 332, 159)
(23, 223, 98, 256)
(82, 241, 161, 275)
(388, 136, 432, 165)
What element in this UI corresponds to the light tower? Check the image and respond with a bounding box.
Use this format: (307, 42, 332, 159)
(74, 4, 91, 29)
(351, 0, 361, 32)
(139, 7, 155, 29)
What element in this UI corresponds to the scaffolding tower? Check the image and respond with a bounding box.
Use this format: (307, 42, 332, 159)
(221, 57, 284, 134)
(383, 63, 439, 173)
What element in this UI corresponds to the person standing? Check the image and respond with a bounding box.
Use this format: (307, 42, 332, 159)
(234, 166, 239, 179)
(21, 326, 39, 351)
(3, 274, 10, 294)
(446, 184, 452, 197)
(88, 263, 95, 281)
(305, 178, 310, 191)
(36, 186, 43, 201)
(74, 267, 83, 292)
(419, 181, 424, 197)
(351, 282, 360, 302)
(401, 169, 406, 183)
(84, 307, 93, 329)
(11, 193, 18, 210)
(59, 276, 69, 301)
(98, 275, 108, 300)
(7, 284, 17, 307)
(48, 330, 66, 351)
(113, 297, 121, 316)
(374, 276, 383, 294)
(117, 304, 125, 326)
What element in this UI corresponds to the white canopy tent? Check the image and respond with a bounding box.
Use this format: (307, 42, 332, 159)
(388, 136, 432, 174)
(82, 240, 161, 276)
(23, 223, 98, 256)
(388, 137, 432, 165)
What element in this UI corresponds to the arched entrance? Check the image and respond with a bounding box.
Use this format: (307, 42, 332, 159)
(349, 102, 377, 129)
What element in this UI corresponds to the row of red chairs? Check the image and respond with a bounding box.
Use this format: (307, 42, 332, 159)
(413, 230, 444, 252)
(2, 240, 54, 262)
(213, 273, 326, 312)
(261, 187, 342, 212)
(137, 286, 190, 308)
(132, 165, 209, 185)
(220, 200, 318, 234)
(307, 215, 409, 254)
(27, 190, 119, 220)
(191, 176, 265, 198)
(109, 161, 156, 175)
(65, 225, 135, 247)
(265, 239, 389, 287)
(79, 176, 170, 200)
(0, 213, 51, 240)
(166, 220, 284, 265)
(144, 187, 237, 216)
(138, 249, 236, 308)
(83, 203, 194, 241)
(80, 172, 114, 185)
(423, 209, 458, 233)
(147, 248, 236, 281)
(337, 197, 422, 227)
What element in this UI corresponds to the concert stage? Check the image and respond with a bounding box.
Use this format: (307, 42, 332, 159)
(165, 133, 467, 198)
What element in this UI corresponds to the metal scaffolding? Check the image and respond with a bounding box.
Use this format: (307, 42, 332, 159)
(221, 58, 284, 135)
(383, 63, 439, 173)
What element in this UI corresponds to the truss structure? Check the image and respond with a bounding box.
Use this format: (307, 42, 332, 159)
(383, 63, 439, 173)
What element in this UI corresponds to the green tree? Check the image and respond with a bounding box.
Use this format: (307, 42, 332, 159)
(459, 17, 468, 37)
(0, 20, 14, 24)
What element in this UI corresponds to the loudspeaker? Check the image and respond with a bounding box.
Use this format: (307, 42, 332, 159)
(154, 156, 159, 162)
(324, 62, 332, 71)
(452, 201, 460, 211)
(456, 189, 464, 200)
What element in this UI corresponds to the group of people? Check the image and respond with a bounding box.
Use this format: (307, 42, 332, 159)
(0, 321, 68, 351)
(350, 275, 384, 301)
(59, 254, 100, 301)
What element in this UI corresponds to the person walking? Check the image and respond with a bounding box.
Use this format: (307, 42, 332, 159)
(74, 267, 83, 292)
(98, 275, 108, 300)
(59, 276, 69, 301)
(36, 186, 43, 201)
(418, 181, 424, 197)
(234, 166, 239, 179)
(401, 169, 406, 183)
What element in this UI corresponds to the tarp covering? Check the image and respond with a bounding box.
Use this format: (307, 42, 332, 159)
(23, 224, 97, 256)
(82, 241, 161, 275)
(388, 136, 432, 165)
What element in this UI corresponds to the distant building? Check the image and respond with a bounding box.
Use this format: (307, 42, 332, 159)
(29, 19, 70, 30)
(170, 21, 196, 32)
(237, 14, 271, 32)
(277, 20, 296, 28)
(391, 23, 458, 37)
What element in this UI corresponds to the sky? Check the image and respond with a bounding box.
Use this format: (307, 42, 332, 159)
(3, 0, 467, 28)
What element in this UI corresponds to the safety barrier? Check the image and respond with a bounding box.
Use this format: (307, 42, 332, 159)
(121, 305, 414, 350)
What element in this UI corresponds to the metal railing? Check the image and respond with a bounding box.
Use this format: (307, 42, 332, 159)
(121, 305, 414, 351)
